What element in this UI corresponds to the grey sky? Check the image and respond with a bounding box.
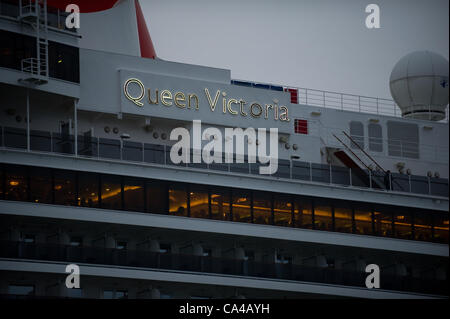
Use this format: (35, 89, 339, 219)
(141, 0, 449, 100)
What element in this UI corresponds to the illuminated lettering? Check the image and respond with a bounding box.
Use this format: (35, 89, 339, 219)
(174, 92, 186, 108)
(161, 90, 173, 106)
(205, 88, 220, 111)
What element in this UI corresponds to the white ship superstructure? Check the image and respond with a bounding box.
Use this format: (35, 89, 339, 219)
(0, 0, 448, 299)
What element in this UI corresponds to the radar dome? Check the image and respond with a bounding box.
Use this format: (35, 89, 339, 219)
(389, 51, 449, 121)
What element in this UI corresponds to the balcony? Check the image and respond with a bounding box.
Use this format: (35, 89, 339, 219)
(0, 125, 448, 198)
(0, 240, 447, 296)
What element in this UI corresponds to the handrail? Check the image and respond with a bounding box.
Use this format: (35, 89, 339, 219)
(0, 127, 448, 198)
(342, 131, 386, 173)
(332, 133, 371, 171)
(231, 78, 449, 123)
(1, 240, 447, 295)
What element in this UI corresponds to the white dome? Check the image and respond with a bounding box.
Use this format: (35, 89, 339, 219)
(389, 51, 449, 121)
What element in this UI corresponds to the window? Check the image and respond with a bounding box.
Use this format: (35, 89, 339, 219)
(29, 167, 52, 204)
(202, 248, 212, 257)
(159, 243, 171, 253)
(123, 177, 145, 212)
(54, 170, 76, 206)
(189, 186, 209, 219)
(314, 201, 333, 231)
(23, 234, 35, 243)
(294, 198, 313, 229)
(146, 181, 168, 214)
(103, 290, 114, 299)
(0, 30, 35, 72)
(115, 290, 128, 299)
(387, 121, 419, 159)
(0, 30, 80, 83)
(48, 40, 80, 83)
(393, 211, 413, 240)
(274, 194, 292, 227)
(276, 254, 292, 264)
(294, 119, 308, 134)
(67, 288, 83, 298)
(368, 123, 383, 152)
(413, 212, 432, 242)
(244, 250, 255, 261)
(0, 168, 3, 199)
(169, 184, 188, 217)
(232, 190, 251, 223)
(210, 188, 231, 221)
(103, 289, 128, 299)
(116, 241, 127, 250)
(78, 172, 99, 208)
(5, 165, 28, 202)
(374, 209, 393, 237)
(354, 208, 373, 235)
(101, 175, 122, 210)
(252, 192, 272, 225)
(8, 285, 35, 296)
(350, 121, 364, 149)
(70, 237, 82, 247)
(1, 1, 20, 18)
(334, 204, 353, 233)
(433, 213, 449, 244)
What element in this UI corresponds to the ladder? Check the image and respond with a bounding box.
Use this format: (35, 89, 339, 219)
(18, 0, 49, 85)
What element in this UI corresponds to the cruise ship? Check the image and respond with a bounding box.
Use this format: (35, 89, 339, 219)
(0, 0, 448, 300)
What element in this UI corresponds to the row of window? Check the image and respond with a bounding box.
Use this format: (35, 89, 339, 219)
(2, 126, 448, 197)
(1, 164, 448, 243)
(0, 30, 80, 83)
(349, 121, 420, 159)
(6, 284, 132, 299)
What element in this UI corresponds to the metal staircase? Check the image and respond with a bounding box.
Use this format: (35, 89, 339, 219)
(331, 131, 386, 189)
(332, 130, 405, 191)
(18, 0, 49, 85)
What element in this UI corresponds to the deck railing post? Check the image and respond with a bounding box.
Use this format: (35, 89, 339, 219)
(428, 176, 431, 195)
(329, 164, 332, 184)
(349, 168, 352, 186)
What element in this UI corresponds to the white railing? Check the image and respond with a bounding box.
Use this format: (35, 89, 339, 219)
(1, 126, 448, 198)
(287, 87, 449, 123)
(231, 79, 449, 122)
